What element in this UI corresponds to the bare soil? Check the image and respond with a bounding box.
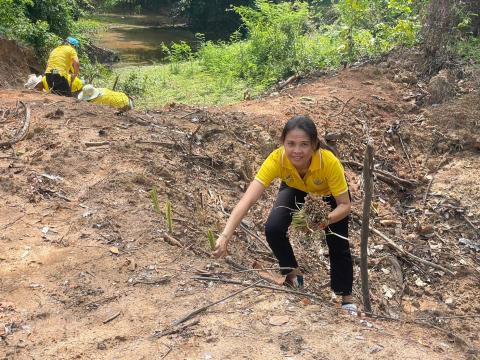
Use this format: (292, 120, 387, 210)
(0, 58, 479, 359)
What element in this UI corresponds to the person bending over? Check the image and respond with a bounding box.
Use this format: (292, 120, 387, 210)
(44, 37, 80, 97)
(25, 73, 83, 96)
(78, 84, 133, 112)
(213, 115, 356, 313)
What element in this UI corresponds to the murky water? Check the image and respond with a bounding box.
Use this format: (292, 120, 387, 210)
(93, 14, 196, 66)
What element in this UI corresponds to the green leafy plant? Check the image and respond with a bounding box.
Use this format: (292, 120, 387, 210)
(164, 199, 173, 235)
(119, 72, 147, 98)
(150, 186, 160, 214)
(207, 229, 216, 251)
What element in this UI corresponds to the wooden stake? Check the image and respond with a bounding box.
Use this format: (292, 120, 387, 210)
(360, 143, 373, 313)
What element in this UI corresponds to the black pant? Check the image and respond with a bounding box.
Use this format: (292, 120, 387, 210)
(45, 73, 71, 97)
(264, 183, 353, 295)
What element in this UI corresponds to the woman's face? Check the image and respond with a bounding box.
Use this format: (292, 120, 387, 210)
(283, 128, 315, 170)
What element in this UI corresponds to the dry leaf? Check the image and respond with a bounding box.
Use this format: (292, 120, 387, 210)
(109, 247, 119, 255)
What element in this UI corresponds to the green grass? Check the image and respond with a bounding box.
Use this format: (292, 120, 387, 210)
(456, 37, 480, 65)
(97, 60, 257, 108)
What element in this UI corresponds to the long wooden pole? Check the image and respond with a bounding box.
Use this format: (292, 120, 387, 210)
(360, 143, 373, 313)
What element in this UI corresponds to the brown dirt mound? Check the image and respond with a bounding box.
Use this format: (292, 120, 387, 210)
(0, 38, 41, 89)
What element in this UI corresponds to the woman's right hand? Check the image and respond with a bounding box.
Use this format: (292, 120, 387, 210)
(213, 234, 229, 258)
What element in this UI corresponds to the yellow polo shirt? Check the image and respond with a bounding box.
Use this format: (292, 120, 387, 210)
(90, 89, 132, 111)
(255, 147, 348, 196)
(42, 75, 83, 93)
(45, 45, 78, 78)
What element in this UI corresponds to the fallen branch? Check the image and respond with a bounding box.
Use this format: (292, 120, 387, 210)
(277, 74, 300, 90)
(85, 141, 110, 147)
(163, 233, 184, 248)
(153, 319, 200, 338)
(131, 275, 171, 286)
(331, 96, 354, 117)
(135, 140, 180, 150)
(462, 215, 478, 231)
(102, 311, 121, 324)
(353, 214, 455, 276)
(193, 276, 323, 301)
(343, 160, 418, 188)
(0, 102, 30, 148)
(172, 280, 262, 326)
(397, 133, 414, 173)
(423, 151, 450, 206)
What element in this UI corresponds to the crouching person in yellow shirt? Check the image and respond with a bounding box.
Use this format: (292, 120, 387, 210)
(78, 84, 133, 111)
(25, 74, 83, 96)
(44, 37, 80, 97)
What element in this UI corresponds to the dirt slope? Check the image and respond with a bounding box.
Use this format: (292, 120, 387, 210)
(0, 61, 479, 360)
(0, 38, 41, 89)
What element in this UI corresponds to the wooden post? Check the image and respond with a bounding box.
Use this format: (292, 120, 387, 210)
(360, 142, 373, 313)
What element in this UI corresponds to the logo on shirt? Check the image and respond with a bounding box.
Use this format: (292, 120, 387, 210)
(284, 175, 293, 183)
(314, 178, 323, 186)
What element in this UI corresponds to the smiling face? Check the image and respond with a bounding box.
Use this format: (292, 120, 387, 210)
(283, 128, 316, 172)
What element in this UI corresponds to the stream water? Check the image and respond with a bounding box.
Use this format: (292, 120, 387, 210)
(93, 14, 196, 66)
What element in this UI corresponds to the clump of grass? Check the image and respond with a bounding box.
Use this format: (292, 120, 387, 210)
(207, 229, 216, 251)
(165, 199, 173, 234)
(150, 186, 160, 214)
(291, 195, 330, 234)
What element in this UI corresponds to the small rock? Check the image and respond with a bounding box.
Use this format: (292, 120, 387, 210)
(97, 341, 107, 350)
(369, 344, 384, 354)
(415, 278, 427, 287)
(444, 297, 455, 308)
(269, 315, 289, 326)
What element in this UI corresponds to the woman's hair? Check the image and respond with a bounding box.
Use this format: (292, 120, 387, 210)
(280, 115, 320, 150)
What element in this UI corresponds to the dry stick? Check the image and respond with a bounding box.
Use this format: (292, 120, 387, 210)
(102, 311, 121, 324)
(343, 160, 417, 188)
(360, 142, 373, 313)
(397, 133, 414, 173)
(277, 74, 300, 90)
(331, 96, 354, 117)
(112, 75, 120, 91)
(193, 276, 324, 301)
(153, 319, 200, 338)
(0, 102, 30, 148)
(188, 124, 202, 155)
(172, 280, 262, 326)
(423, 151, 450, 206)
(462, 215, 479, 231)
(353, 214, 455, 276)
(85, 141, 110, 147)
(163, 233, 184, 248)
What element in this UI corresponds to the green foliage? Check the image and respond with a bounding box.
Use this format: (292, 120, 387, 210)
(456, 37, 480, 64)
(207, 230, 216, 251)
(22, 21, 62, 60)
(150, 186, 161, 214)
(161, 41, 193, 74)
(164, 200, 173, 235)
(25, 0, 74, 38)
(95, 60, 252, 108)
(333, 0, 418, 60)
(118, 72, 147, 98)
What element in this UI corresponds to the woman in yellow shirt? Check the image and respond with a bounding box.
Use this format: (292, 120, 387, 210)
(214, 115, 356, 313)
(44, 37, 80, 97)
(78, 84, 133, 111)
